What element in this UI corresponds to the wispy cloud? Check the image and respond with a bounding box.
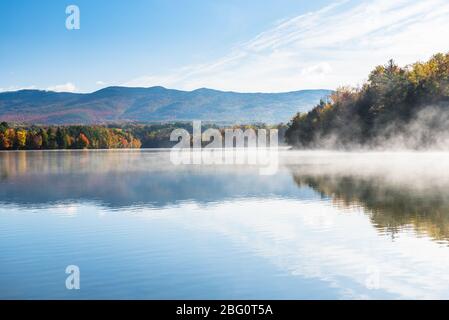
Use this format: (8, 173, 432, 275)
(125, 0, 449, 92)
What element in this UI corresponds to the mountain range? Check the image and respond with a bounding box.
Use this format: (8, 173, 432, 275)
(0, 86, 331, 124)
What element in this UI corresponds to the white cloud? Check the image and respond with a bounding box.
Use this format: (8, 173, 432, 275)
(125, 0, 449, 92)
(46, 82, 77, 93)
(132, 197, 449, 299)
(301, 62, 333, 76)
(96, 80, 106, 86)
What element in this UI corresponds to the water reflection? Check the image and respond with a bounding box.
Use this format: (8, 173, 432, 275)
(3, 150, 449, 242)
(287, 151, 449, 243)
(0, 150, 311, 208)
(2, 150, 449, 299)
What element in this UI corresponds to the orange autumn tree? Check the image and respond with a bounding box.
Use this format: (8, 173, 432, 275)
(0, 133, 11, 149)
(2, 129, 16, 149)
(77, 133, 90, 149)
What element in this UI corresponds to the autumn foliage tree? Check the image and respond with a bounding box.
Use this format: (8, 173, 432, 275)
(0, 124, 142, 150)
(285, 52, 449, 149)
(76, 133, 90, 149)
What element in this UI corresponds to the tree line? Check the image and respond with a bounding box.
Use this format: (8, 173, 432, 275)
(0, 123, 141, 150)
(285, 52, 449, 149)
(0, 122, 287, 150)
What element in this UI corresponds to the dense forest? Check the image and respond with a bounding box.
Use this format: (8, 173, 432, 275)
(0, 122, 285, 150)
(286, 53, 449, 149)
(0, 122, 142, 150)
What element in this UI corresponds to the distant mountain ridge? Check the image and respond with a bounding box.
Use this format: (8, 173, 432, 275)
(0, 86, 331, 124)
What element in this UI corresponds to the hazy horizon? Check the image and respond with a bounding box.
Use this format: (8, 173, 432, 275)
(0, 85, 333, 95)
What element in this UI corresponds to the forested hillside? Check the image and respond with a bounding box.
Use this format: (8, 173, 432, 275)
(286, 53, 449, 149)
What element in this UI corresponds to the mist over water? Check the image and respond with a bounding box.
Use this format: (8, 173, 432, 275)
(1, 150, 449, 299)
(285, 151, 449, 242)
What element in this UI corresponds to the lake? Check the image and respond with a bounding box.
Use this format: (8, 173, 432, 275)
(1, 150, 449, 299)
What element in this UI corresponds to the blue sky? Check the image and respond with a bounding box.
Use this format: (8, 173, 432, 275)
(1, 0, 449, 93)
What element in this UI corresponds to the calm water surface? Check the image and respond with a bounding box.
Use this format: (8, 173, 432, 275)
(1, 150, 449, 299)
